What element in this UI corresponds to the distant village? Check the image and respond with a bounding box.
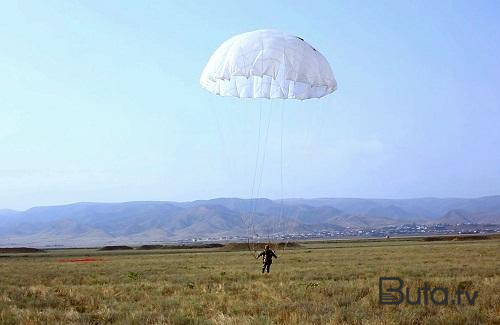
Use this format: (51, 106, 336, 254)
(187, 223, 500, 243)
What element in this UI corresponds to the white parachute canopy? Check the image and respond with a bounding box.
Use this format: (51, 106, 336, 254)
(200, 29, 337, 100)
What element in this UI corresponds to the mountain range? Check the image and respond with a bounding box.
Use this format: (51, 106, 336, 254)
(0, 196, 499, 247)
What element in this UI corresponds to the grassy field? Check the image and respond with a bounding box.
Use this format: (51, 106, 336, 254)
(0, 237, 498, 324)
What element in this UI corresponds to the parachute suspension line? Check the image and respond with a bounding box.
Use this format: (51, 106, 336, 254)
(254, 100, 273, 248)
(247, 102, 263, 258)
(279, 99, 287, 254)
(247, 34, 268, 257)
(270, 100, 283, 253)
(250, 105, 263, 203)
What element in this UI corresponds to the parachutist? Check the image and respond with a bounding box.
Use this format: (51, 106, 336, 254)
(201, 30, 336, 265)
(257, 245, 278, 274)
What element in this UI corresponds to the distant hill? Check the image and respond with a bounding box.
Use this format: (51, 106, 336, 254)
(438, 210, 474, 224)
(0, 196, 498, 247)
(0, 209, 18, 216)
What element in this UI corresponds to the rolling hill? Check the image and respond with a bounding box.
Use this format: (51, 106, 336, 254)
(0, 196, 499, 247)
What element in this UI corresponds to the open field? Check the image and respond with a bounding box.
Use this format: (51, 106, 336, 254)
(0, 237, 499, 324)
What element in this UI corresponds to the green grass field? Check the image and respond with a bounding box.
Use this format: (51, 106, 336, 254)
(1, 237, 499, 324)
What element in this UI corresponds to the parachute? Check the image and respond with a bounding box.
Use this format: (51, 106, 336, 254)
(200, 29, 337, 100)
(200, 29, 337, 255)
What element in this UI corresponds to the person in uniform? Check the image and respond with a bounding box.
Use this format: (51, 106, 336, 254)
(257, 244, 278, 273)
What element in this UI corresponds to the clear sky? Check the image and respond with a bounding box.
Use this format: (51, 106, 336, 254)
(1, 1, 499, 210)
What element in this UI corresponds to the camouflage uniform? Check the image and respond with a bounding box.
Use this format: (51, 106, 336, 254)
(258, 247, 278, 273)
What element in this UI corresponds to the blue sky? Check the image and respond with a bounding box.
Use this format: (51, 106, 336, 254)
(1, 1, 499, 210)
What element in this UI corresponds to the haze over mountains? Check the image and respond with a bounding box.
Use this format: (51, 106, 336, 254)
(0, 196, 499, 247)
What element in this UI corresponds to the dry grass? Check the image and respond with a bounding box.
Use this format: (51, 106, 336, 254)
(0, 238, 498, 324)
